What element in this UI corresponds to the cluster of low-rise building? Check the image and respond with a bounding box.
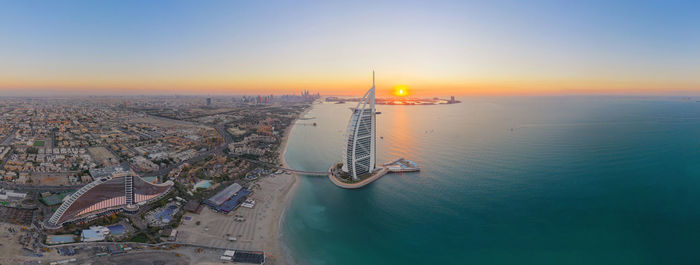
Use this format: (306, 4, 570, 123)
(0, 95, 314, 263)
(130, 156, 160, 172)
(3, 148, 93, 173)
(0, 97, 221, 185)
(0, 188, 27, 201)
(228, 134, 278, 157)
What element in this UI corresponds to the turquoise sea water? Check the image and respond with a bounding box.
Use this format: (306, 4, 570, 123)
(281, 97, 700, 265)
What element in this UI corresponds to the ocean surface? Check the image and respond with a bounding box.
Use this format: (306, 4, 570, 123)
(281, 97, 700, 265)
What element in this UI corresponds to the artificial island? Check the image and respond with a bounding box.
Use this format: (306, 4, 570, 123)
(328, 72, 420, 189)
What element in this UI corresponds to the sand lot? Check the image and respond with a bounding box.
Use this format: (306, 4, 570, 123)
(88, 146, 117, 164)
(176, 173, 296, 264)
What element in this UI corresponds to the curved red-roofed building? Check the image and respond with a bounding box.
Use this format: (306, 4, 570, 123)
(45, 175, 173, 228)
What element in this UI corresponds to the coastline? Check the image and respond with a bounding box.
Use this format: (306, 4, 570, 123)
(190, 104, 311, 265)
(268, 104, 312, 265)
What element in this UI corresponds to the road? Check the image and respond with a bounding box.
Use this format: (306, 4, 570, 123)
(48, 129, 56, 149)
(0, 147, 11, 170)
(0, 128, 17, 169)
(0, 128, 17, 145)
(0, 182, 82, 192)
(83, 250, 190, 265)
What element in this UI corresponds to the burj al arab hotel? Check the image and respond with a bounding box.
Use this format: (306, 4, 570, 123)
(342, 72, 377, 180)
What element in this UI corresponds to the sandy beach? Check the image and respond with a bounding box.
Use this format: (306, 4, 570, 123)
(270, 106, 313, 265)
(253, 105, 312, 265)
(184, 105, 310, 265)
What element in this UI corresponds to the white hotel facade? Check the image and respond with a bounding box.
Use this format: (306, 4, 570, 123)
(342, 72, 377, 180)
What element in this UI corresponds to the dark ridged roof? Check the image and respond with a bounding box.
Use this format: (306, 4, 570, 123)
(56, 177, 124, 224)
(134, 176, 171, 196)
(50, 175, 173, 226)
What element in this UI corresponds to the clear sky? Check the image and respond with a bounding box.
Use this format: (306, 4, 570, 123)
(1, 0, 699, 96)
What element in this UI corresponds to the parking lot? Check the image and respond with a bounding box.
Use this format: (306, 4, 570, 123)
(176, 203, 258, 250)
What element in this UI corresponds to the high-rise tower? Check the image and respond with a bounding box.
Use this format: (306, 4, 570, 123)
(342, 71, 377, 180)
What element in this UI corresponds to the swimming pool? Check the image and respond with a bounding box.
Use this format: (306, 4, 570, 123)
(107, 224, 125, 235)
(154, 205, 179, 220)
(194, 180, 212, 189)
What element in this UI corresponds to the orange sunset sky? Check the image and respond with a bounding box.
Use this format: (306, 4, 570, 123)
(1, 1, 699, 97)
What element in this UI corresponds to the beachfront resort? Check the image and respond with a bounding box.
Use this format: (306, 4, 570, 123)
(329, 72, 421, 189)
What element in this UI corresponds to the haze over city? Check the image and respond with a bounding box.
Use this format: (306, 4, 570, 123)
(2, 0, 700, 96)
(2, 1, 700, 265)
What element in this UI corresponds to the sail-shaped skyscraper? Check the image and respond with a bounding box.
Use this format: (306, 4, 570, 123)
(342, 72, 377, 180)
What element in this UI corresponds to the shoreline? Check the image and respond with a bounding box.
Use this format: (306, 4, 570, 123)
(268, 104, 313, 265)
(183, 104, 312, 265)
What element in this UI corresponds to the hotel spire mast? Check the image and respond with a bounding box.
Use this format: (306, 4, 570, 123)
(342, 71, 377, 180)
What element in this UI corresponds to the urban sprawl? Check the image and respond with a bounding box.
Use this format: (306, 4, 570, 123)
(0, 92, 318, 265)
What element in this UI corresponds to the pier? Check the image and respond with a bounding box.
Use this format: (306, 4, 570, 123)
(280, 169, 329, 176)
(383, 158, 420, 173)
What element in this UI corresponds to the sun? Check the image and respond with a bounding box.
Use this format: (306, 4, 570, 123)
(393, 85, 410, 97)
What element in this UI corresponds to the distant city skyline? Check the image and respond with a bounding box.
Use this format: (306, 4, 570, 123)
(1, 0, 699, 96)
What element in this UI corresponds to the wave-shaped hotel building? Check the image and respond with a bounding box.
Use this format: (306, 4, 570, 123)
(45, 170, 173, 229)
(342, 71, 377, 180)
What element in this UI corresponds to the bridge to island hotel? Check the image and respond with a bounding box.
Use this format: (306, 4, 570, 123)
(279, 168, 329, 176)
(276, 158, 420, 189)
(239, 157, 421, 186)
(237, 158, 329, 176)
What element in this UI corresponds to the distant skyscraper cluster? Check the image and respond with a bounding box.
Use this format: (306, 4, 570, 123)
(301, 90, 320, 101)
(240, 91, 320, 104)
(241, 95, 274, 104)
(259, 95, 272, 103)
